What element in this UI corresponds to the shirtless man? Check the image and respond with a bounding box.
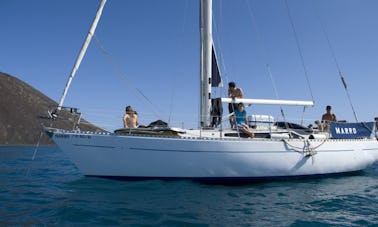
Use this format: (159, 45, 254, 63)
(316, 105, 337, 131)
(123, 106, 139, 128)
(321, 105, 337, 122)
(228, 82, 243, 128)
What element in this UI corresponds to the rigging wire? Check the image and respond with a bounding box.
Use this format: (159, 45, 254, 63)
(284, 0, 317, 124)
(212, 0, 228, 95)
(245, 0, 279, 98)
(284, 0, 315, 103)
(245, 0, 288, 122)
(92, 34, 163, 121)
(315, 9, 359, 122)
(168, 0, 190, 126)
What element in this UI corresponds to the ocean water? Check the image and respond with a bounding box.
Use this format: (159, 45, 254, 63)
(1, 146, 378, 226)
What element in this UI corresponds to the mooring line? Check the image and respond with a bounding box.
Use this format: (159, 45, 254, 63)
(25, 129, 45, 176)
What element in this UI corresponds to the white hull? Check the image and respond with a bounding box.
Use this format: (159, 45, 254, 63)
(46, 0, 378, 182)
(47, 128, 378, 180)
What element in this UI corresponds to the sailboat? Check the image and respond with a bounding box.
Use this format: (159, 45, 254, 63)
(45, 0, 378, 181)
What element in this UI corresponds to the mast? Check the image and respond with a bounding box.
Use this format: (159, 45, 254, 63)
(56, 0, 107, 111)
(200, 0, 212, 127)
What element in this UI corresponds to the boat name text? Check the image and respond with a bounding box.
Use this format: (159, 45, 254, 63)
(54, 134, 92, 139)
(334, 127, 357, 135)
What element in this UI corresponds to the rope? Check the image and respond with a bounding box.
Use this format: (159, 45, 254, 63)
(25, 130, 45, 176)
(283, 138, 327, 156)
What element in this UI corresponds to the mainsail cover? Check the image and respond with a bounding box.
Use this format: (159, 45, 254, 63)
(211, 45, 222, 87)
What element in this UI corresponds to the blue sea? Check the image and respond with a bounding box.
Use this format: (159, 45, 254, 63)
(1, 146, 378, 226)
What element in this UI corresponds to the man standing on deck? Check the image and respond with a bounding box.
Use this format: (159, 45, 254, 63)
(228, 82, 243, 128)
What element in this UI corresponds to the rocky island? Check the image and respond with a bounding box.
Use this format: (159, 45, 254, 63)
(0, 72, 103, 145)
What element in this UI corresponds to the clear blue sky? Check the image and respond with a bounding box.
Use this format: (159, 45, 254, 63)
(1, 0, 378, 131)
